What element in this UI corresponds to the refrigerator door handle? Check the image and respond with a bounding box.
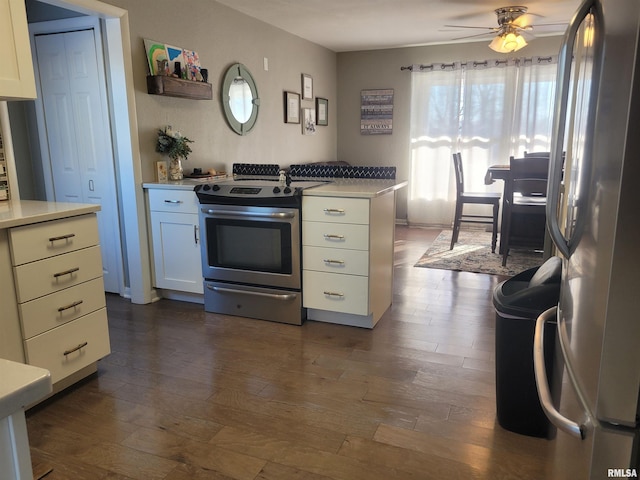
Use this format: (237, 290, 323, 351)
(533, 306, 586, 439)
(547, 0, 601, 258)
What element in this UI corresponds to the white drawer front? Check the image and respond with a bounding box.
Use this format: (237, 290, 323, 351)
(303, 270, 369, 315)
(24, 308, 110, 385)
(303, 246, 369, 276)
(13, 246, 103, 303)
(303, 221, 369, 250)
(147, 188, 199, 214)
(19, 277, 106, 339)
(303, 196, 369, 224)
(9, 214, 99, 265)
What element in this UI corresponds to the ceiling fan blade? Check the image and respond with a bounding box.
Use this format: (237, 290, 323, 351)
(452, 31, 496, 40)
(444, 24, 498, 31)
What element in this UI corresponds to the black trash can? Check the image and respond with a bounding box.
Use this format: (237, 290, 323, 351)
(493, 256, 561, 438)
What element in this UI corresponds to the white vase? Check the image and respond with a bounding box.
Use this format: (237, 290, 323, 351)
(169, 157, 184, 180)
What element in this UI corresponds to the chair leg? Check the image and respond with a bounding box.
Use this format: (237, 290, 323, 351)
(450, 203, 462, 250)
(491, 202, 499, 254)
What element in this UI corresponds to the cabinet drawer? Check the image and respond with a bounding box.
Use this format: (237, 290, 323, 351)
(147, 188, 199, 214)
(303, 221, 369, 250)
(13, 246, 103, 303)
(9, 214, 99, 265)
(24, 308, 110, 385)
(19, 277, 106, 339)
(303, 246, 369, 276)
(303, 270, 369, 315)
(303, 196, 369, 224)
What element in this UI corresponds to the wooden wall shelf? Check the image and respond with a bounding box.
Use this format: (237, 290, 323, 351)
(146, 75, 212, 100)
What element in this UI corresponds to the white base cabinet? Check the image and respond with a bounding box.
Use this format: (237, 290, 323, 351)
(302, 191, 395, 328)
(5, 212, 110, 394)
(146, 187, 204, 296)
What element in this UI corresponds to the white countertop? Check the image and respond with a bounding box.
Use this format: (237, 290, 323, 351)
(0, 359, 51, 418)
(0, 200, 101, 229)
(302, 179, 408, 198)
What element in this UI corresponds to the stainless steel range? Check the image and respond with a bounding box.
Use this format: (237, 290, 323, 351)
(194, 176, 325, 325)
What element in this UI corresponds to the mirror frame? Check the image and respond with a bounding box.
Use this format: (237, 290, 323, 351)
(221, 63, 260, 135)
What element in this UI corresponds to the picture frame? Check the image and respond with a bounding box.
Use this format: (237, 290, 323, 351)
(316, 97, 328, 126)
(156, 160, 168, 182)
(302, 108, 316, 135)
(284, 91, 300, 124)
(301, 73, 313, 100)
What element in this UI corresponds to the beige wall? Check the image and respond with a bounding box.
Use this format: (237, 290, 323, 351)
(336, 36, 564, 220)
(103, 0, 338, 182)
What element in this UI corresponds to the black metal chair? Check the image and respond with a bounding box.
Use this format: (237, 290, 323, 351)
(501, 156, 549, 266)
(450, 152, 501, 253)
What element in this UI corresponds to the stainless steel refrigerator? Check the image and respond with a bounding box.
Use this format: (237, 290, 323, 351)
(533, 0, 640, 478)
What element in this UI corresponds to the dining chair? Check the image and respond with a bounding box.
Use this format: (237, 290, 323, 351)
(501, 156, 549, 266)
(450, 152, 501, 253)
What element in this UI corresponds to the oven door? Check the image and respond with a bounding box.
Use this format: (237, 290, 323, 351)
(199, 204, 300, 289)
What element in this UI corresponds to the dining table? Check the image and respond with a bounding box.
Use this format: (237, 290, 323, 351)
(485, 165, 511, 254)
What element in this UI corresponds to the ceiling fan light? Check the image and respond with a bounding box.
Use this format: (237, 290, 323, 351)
(488, 32, 528, 53)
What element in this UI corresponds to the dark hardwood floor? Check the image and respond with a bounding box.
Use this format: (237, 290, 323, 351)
(27, 226, 552, 479)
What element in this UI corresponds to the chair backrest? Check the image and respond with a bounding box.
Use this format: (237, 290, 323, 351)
(452, 152, 464, 196)
(509, 156, 549, 197)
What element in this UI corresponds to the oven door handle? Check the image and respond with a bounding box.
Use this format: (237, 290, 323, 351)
(201, 208, 295, 220)
(208, 285, 298, 301)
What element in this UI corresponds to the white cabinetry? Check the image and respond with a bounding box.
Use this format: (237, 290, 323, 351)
(147, 188, 203, 296)
(302, 191, 395, 328)
(8, 213, 110, 389)
(0, 0, 36, 100)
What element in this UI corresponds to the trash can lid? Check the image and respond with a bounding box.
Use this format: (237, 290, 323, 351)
(493, 257, 561, 318)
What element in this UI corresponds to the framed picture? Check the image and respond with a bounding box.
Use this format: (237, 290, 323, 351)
(302, 108, 316, 135)
(156, 160, 168, 182)
(316, 97, 328, 126)
(301, 73, 313, 100)
(284, 91, 300, 124)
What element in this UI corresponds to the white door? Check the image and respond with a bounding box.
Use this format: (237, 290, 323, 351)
(34, 28, 122, 293)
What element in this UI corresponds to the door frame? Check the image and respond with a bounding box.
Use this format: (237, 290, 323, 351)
(31, 0, 153, 304)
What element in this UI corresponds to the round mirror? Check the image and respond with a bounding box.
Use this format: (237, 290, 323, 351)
(221, 63, 259, 135)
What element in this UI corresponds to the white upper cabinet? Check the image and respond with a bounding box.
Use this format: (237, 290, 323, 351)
(0, 0, 36, 100)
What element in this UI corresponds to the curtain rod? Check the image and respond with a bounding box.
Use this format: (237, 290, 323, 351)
(401, 56, 554, 72)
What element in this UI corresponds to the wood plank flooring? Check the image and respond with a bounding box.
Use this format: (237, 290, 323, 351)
(26, 226, 553, 479)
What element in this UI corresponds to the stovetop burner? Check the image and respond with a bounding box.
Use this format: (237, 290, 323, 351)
(194, 177, 328, 207)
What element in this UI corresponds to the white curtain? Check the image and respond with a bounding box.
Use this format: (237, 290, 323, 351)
(407, 57, 557, 226)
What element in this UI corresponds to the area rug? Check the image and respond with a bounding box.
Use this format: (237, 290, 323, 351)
(414, 229, 543, 277)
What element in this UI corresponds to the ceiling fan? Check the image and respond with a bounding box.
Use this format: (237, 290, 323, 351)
(444, 6, 562, 53)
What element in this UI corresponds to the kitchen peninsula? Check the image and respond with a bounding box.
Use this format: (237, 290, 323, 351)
(0, 200, 110, 398)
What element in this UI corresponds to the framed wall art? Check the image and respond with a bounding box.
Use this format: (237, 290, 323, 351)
(316, 97, 328, 126)
(302, 108, 316, 135)
(360, 88, 394, 135)
(301, 73, 313, 100)
(284, 91, 300, 124)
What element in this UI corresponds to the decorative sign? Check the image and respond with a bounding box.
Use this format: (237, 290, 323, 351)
(360, 89, 393, 135)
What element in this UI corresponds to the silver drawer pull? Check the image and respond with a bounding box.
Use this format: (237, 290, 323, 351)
(323, 259, 345, 265)
(164, 199, 183, 204)
(323, 208, 345, 214)
(58, 300, 84, 312)
(54, 267, 80, 278)
(63, 341, 88, 356)
(49, 233, 76, 242)
(323, 291, 344, 298)
(323, 234, 345, 240)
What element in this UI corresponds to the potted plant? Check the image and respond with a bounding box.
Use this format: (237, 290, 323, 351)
(156, 126, 193, 180)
